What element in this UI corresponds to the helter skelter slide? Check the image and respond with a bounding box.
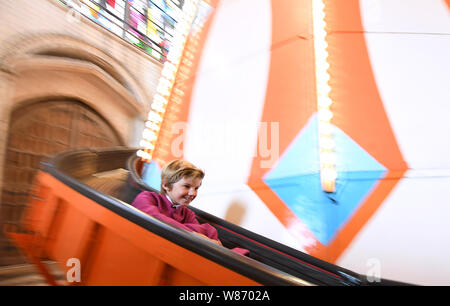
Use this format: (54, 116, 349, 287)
(6, 147, 408, 285)
(8, 0, 445, 285)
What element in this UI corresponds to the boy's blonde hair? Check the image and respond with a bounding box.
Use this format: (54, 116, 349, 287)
(160, 160, 205, 194)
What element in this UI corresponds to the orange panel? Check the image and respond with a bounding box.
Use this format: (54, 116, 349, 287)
(82, 226, 169, 286)
(161, 265, 205, 286)
(23, 179, 58, 237)
(45, 199, 96, 271)
(32, 172, 260, 286)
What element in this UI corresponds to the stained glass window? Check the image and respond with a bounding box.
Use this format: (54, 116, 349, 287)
(58, 0, 183, 62)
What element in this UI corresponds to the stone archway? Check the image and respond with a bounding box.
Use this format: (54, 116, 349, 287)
(0, 99, 123, 265)
(0, 33, 158, 267)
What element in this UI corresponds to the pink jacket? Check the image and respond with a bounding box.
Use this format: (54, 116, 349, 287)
(132, 191, 220, 239)
(132, 191, 249, 256)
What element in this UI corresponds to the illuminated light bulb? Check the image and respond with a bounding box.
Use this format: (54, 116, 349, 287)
(315, 52, 329, 64)
(171, 94, 183, 104)
(179, 65, 191, 75)
(163, 62, 176, 73)
(154, 93, 168, 105)
(314, 22, 327, 33)
(147, 111, 163, 123)
(157, 76, 167, 84)
(318, 109, 333, 122)
(313, 0, 336, 193)
(184, 51, 194, 61)
(165, 113, 178, 121)
(316, 61, 330, 71)
(139, 0, 202, 164)
(319, 125, 333, 137)
(142, 128, 152, 140)
(314, 18, 327, 31)
(175, 22, 190, 34)
(319, 136, 335, 150)
(145, 152, 153, 161)
(176, 20, 190, 32)
(321, 177, 336, 193)
(137, 150, 153, 163)
(167, 49, 181, 60)
(320, 164, 337, 193)
(158, 77, 172, 88)
(161, 70, 175, 82)
(158, 78, 173, 88)
(172, 37, 187, 50)
(142, 128, 157, 141)
(315, 37, 328, 50)
(186, 12, 196, 20)
(185, 44, 198, 53)
(318, 96, 332, 108)
(321, 167, 337, 181)
(168, 105, 181, 114)
(173, 88, 185, 97)
(182, 58, 193, 67)
(162, 63, 177, 78)
(167, 52, 182, 63)
(145, 140, 155, 149)
(155, 84, 170, 98)
(177, 71, 189, 80)
(151, 100, 166, 113)
(316, 70, 330, 82)
(313, 0, 325, 11)
(139, 139, 150, 148)
(317, 96, 333, 111)
(145, 120, 160, 131)
(317, 82, 331, 94)
(156, 84, 171, 97)
(320, 151, 336, 164)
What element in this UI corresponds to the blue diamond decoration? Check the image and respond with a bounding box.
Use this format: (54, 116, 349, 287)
(263, 114, 386, 246)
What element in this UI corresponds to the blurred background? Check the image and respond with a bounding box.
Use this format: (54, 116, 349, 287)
(0, 0, 172, 268)
(0, 0, 449, 286)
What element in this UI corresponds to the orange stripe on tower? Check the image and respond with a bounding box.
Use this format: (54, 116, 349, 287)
(248, 0, 320, 252)
(153, 0, 220, 165)
(249, 0, 317, 181)
(325, 0, 407, 170)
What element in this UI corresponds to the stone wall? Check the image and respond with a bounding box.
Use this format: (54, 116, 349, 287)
(0, 0, 163, 265)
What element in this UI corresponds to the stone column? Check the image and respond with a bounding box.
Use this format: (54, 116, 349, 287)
(0, 68, 16, 198)
(0, 67, 19, 266)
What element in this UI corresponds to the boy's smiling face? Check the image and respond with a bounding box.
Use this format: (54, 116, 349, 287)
(163, 176, 202, 206)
